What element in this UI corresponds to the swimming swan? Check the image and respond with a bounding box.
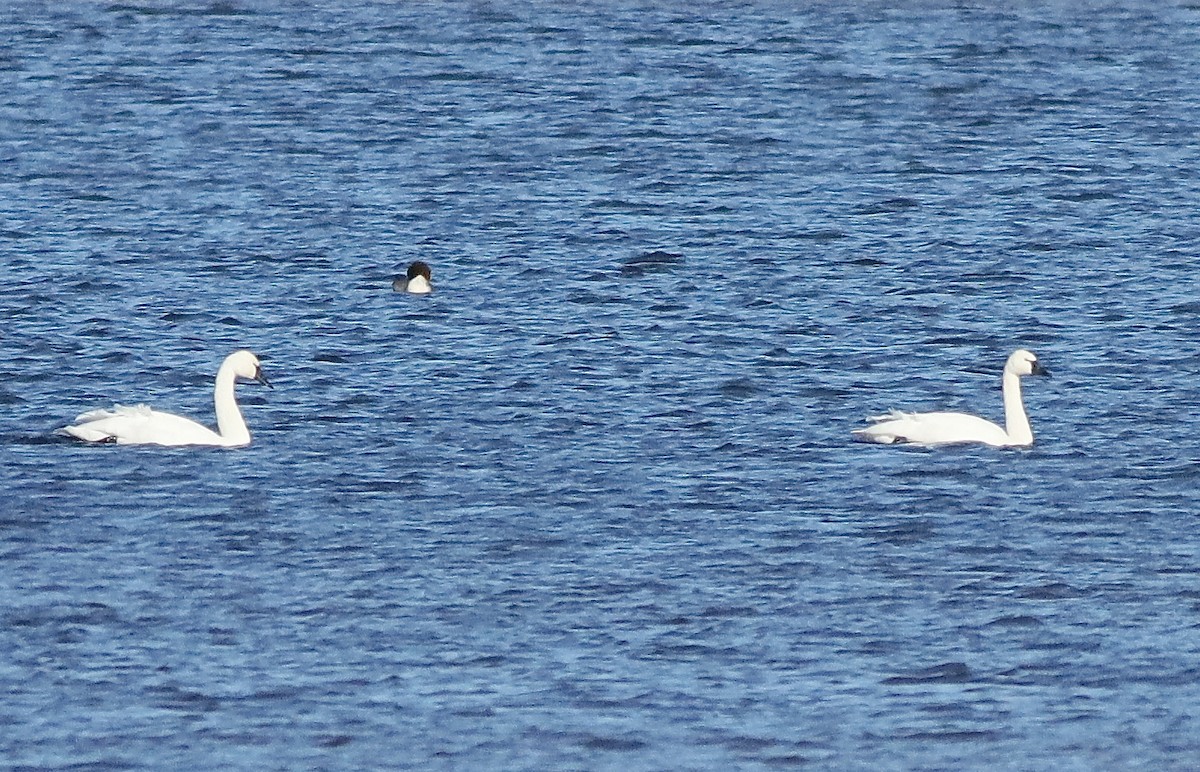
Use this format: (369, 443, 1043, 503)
(393, 261, 432, 294)
(62, 350, 271, 447)
(852, 349, 1048, 447)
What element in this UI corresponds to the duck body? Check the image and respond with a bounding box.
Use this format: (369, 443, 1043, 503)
(393, 261, 432, 294)
(62, 350, 271, 447)
(853, 349, 1048, 448)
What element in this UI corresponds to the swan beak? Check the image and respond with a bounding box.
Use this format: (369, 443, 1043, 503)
(255, 366, 273, 389)
(1032, 362, 1050, 377)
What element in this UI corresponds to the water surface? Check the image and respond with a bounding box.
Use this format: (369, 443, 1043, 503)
(3, 2, 1200, 769)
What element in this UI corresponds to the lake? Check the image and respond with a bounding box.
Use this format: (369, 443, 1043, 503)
(3, 1, 1200, 769)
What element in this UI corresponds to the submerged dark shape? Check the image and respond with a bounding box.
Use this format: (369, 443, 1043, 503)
(883, 662, 974, 685)
(620, 250, 684, 277)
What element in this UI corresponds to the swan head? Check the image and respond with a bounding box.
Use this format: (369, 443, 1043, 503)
(227, 350, 272, 388)
(1006, 349, 1049, 378)
(394, 261, 433, 294)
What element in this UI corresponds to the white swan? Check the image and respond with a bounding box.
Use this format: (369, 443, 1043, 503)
(852, 349, 1048, 447)
(62, 350, 271, 447)
(393, 261, 432, 294)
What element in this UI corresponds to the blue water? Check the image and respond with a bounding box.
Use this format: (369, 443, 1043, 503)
(4, 1, 1200, 769)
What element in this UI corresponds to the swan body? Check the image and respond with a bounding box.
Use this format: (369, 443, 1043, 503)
(853, 349, 1048, 447)
(393, 261, 432, 294)
(62, 350, 271, 447)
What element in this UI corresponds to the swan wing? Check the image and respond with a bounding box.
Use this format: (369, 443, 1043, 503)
(63, 404, 227, 446)
(852, 411, 915, 444)
(63, 404, 151, 442)
(854, 411, 1012, 447)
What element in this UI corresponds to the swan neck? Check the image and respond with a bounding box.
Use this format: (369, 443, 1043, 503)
(213, 363, 250, 445)
(1001, 371, 1032, 445)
